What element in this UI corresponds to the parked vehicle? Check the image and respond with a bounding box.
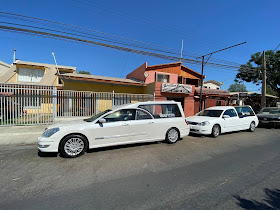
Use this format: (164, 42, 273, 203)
(186, 106, 258, 137)
(257, 107, 280, 127)
(38, 101, 190, 158)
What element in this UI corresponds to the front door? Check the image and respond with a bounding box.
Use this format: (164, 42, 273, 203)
(92, 109, 135, 147)
(222, 109, 240, 132)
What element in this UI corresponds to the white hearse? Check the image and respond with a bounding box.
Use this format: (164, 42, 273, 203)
(38, 101, 190, 158)
(186, 106, 258, 137)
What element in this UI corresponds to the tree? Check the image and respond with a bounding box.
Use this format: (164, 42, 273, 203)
(78, 70, 91, 75)
(235, 50, 280, 96)
(228, 82, 248, 92)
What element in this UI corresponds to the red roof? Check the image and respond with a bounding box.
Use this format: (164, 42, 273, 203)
(195, 88, 229, 96)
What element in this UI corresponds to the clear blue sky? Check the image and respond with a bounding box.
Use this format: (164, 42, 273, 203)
(0, 0, 279, 92)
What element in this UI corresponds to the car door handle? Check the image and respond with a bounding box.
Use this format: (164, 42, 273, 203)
(148, 121, 154, 124)
(122, 123, 129, 126)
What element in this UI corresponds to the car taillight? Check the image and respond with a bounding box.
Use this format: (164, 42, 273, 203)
(185, 119, 189, 125)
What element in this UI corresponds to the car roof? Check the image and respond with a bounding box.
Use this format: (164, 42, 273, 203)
(205, 106, 234, 111)
(110, 100, 180, 111)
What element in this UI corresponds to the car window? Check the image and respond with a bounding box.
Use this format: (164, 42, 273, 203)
(223, 109, 237, 117)
(235, 106, 255, 117)
(197, 110, 223, 117)
(138, 104, 182, 118)
(104, 109, 136, 122)
(136, 109, 153, 120)
(84, 109, 111, 122)
(259, 108, 280, 114)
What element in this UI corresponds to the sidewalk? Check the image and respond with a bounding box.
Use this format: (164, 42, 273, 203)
(0, 117, 86, 145)
(0, 125, 47, 145)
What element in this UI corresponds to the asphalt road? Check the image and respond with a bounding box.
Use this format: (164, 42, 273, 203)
(0, 127, 280, 210)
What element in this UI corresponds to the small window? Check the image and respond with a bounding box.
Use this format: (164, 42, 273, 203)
(104, 109, 135, 122)
(136, 110, 153, 120)
(223, 109, 237, 117)
(156, 74, 169, 83)
(138, 104, 182, 118)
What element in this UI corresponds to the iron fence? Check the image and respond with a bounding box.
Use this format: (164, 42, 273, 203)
(0, 83, 154, 126)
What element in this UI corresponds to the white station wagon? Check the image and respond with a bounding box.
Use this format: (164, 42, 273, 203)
(38, 101, 190, 158)
(186, 106, 259, 137)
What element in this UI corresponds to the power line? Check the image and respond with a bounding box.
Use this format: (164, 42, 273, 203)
(0, 24, 260, 74)
(0, 12, 250, 68)
(274, 43, 280, 52)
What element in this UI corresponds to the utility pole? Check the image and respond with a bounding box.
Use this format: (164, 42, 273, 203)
(198, 41, 246, 111)
(199, 56, 205, 111)
(261, 51, 266, 108)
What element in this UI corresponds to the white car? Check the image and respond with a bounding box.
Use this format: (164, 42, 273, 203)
(38, 101, 190, 158)
(186, 106, 259, 137)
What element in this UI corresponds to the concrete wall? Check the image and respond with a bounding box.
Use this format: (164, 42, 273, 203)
(145, 71, 178, 84)
(203, 83, 221, 89)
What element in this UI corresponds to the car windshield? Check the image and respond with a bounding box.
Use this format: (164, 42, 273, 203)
(197, 109, 223, 117)
(259, 108, 280, 115)
(84, 109, 112, 122)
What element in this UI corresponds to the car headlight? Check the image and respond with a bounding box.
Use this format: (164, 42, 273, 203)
(42, 128, 60, 137)
(198, 121, 210, 126)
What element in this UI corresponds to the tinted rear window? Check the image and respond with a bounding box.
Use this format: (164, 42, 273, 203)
(235, 106, 255, 117)
(138, 104, 182, 118)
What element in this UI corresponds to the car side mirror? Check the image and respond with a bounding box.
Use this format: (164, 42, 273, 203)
(98, 118, 106, 124)
(223, 115, 230, 118)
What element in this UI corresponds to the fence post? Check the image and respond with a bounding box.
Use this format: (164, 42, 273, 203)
(112, 90, 115, 107)
(37, 89, 39, 124)
(53, 86, 57, 123)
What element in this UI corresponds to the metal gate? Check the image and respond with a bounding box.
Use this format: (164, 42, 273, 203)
(0, 83, 55, 126)
(0, 83, 154, 126)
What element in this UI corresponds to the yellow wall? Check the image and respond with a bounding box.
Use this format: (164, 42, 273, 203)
(62, 80, 147, 94)
(24, 103, 54, 114)
(7, 73, 17, 83)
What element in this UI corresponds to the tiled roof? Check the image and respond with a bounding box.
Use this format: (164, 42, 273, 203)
(195, 87, 229, 95)
(59, 73, 145, 85)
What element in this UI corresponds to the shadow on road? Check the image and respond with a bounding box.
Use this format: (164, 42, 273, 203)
(234, 188, 280, 209)
(37, 151, 58, 158)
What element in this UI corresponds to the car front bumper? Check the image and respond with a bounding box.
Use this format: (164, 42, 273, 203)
(189, 125, 212, 135)
(38, 136, 60, 152)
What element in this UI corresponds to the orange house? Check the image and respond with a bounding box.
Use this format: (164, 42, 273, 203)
(127, 62, 230, 117)
(126, 62, 202, 117)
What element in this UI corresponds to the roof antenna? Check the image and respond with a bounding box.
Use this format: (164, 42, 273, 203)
(180, 39, 184, 62)
(52, 52, 60, 75)
(13, 49, 16, 63)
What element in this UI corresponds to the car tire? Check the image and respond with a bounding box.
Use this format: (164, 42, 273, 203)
(60, 134, 88, 158)
(166, 128, 180, 144)
(248, 121, 256, 132)
(211, 124, 220, 138)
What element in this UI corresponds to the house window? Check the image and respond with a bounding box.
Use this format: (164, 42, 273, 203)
(18, 67, 44, 83)
(156, 74, 169, 83)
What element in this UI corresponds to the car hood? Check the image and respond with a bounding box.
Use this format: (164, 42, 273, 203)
(186, 116, 218, 123)
(47, 120, 89, 129)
